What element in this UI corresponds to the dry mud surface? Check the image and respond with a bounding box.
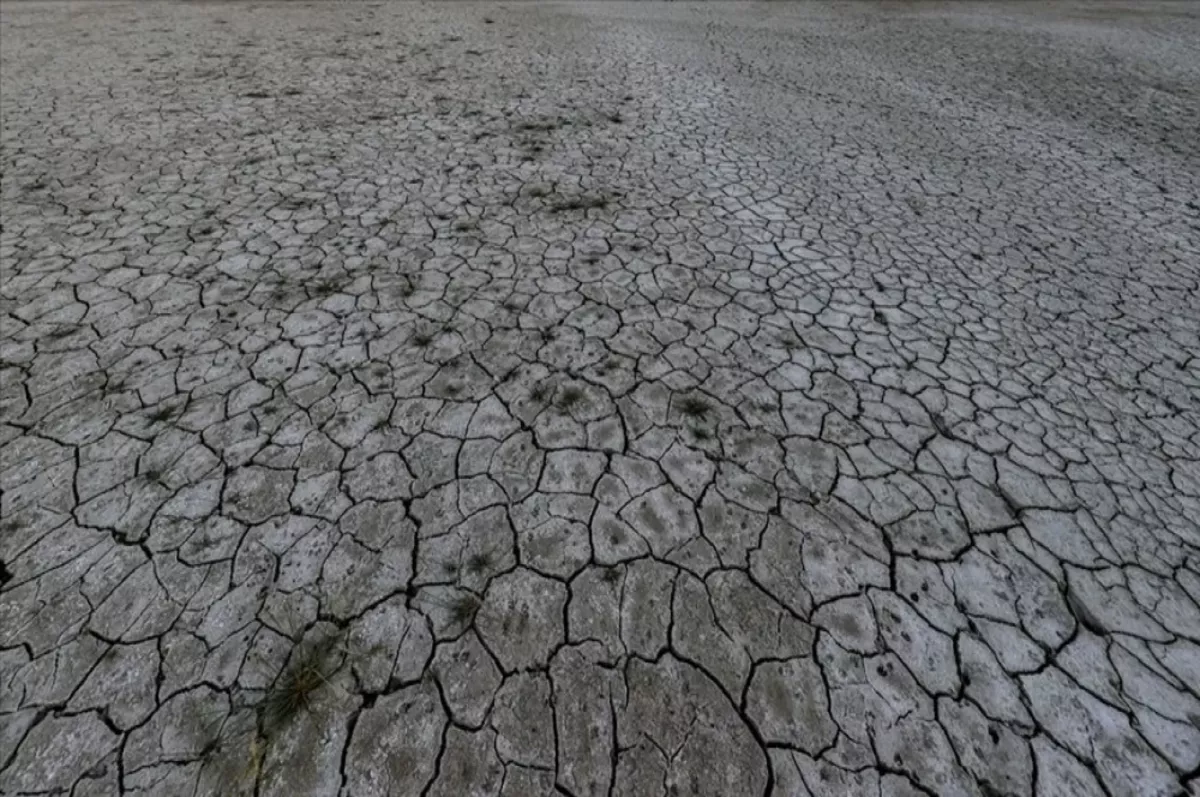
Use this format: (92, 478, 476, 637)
(2, 1, 1199, 795)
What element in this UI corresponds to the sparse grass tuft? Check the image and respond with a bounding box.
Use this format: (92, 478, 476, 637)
(517, 119, 558, 133)
(148, 403, 178, 424)
(449, 594, 480, 627)
(600, 567, 622, 585)
(678, 395, 711, 419)
(466, 551, 492, 574)
(558, 386, 584, 410)
(691, 426, 711, 441)
(530, 382, 552, 405)
(552, 194, 608, 213)
(260, 636, 343, 737)
(311, 279, 342, 298)
(411, 330, 435, 348)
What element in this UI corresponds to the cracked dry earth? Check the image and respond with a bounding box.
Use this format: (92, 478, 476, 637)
(1, 1, 1199, 796)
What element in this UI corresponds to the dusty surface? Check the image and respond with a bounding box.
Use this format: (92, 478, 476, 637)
(2, 1, 1199, 795)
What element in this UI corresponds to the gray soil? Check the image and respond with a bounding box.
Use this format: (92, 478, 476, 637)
(1, 2, 1198, 795)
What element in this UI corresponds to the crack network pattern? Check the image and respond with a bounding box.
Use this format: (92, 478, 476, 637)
(1, 2, 1198, 796)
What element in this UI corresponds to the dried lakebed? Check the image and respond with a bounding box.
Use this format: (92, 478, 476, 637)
(1, 1, 1199, 796)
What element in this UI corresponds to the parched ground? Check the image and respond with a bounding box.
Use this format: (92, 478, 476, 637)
(1, 1, 1198, 794)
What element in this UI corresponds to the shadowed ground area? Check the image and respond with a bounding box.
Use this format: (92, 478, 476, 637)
(1, 1, 1199, 795)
